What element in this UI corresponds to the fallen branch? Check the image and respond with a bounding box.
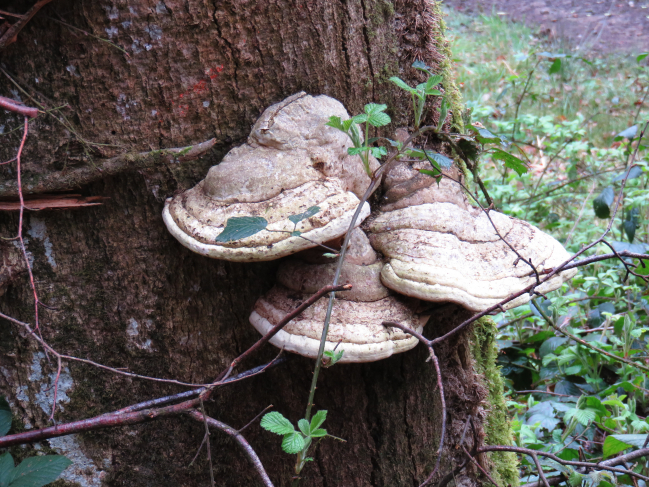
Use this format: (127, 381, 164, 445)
(0, 138, 217, 197)
(0, 194, 109, 211)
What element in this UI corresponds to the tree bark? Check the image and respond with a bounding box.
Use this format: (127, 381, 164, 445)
(0, 1, 515, 486)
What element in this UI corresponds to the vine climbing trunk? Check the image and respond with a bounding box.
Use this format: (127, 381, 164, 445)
(0, 0, 517, 486)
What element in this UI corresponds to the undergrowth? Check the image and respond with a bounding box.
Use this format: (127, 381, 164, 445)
(446, 8, 649, 486)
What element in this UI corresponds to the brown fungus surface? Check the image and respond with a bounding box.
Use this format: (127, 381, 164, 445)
(249, 229, 429, 362)
(163, 92, 378, 262)
(367, 163, 577, 312)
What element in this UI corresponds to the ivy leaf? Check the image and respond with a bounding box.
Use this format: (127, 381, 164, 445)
(260, 412, 295, 436)
(310, 410, 327, 432)
(281, 432, 306, 455)
(288, 206, 320, 225)
(216, 216, 267, 242)
(297, 419, 311, 437)
(592, 187, 615, 219)
(491, 148, 529, 176)
(7, 455, 72, 487)
(0, 397, 11, 437)
(370, 147, 388, 158)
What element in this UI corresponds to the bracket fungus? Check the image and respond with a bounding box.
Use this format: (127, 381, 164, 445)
(366, 162, 578, 312)
(163, 92, 378, 262)
(249, 229, 430, 363)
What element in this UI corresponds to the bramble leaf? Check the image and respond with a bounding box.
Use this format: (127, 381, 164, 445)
(282, 432, 306, 455)
(348, 146, 369, 156)
(297, 419, 311, 437)
(352, 113, 368, 124)
(216, 216, 268, 242)
(389, 77, 415, 93)
(491, 148, 529, 176)
(7, 455, 72, 487)
(261, 412, 295, 436)
(364, 103, 387, 115)
(368, 112, 391, 127)
(310, 410, 327, 432)
(310, 428, 328, 438)
(593, 187, 615, 218)
(370, 147, 388, 158)
(548, 58, 562, 74)
(0, 397, 11, 437)
(288, 206, 320, 225)
(437, 97, 448, 131)
(325, 116, 344, 131)
(412, 60, 432, 74)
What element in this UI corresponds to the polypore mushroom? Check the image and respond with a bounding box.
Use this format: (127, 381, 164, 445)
(163, 92, 378, 262)
(366, 161, 578, 312)
(249, 229, 430, 362)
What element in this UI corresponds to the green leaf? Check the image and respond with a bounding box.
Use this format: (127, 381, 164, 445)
(457, 138, 480, 162)
(310, 428, 327, 438)
(352, 113, 368, 124)
(412, 60, 432, 74)
(408, 149, 453, 168)
(540, 337, 569, 357)
(288, 206, 320, 225)
(491, 148, 528, 176)
(364, 103, 387, 115)
(370, 147, 388, 158)
(566, 408, 596, 426)
(568, 472, 583, 487)
(425, 75, 443, 92)
(592, 187, 615, 219)
(0, 397, 11, 437)
(623, 207, 640, 243)
(0, 453, 14, 487)
(472, 126, 503, 144)
(260, 412, 295, 436)
(348, 146, 369, 156)
(603, 436, 634, 458)
(342, 119, 355, 132)
(8, 455, 72, 487)
(419, 169, 442, 184)
(437, 97, 448, 131)
(389, 77, 415, 94)
(367, 112, 391, 128)
(297, 419, 311, 437)
(325, 116, 344, 131)
(216, 216, 268, 242)
(310, 410, 327, 432)
(637, 53, 649, 63)
(612, 166, 643, 182)
(548, 58, 562, 74)
(281, 432, 306, 455)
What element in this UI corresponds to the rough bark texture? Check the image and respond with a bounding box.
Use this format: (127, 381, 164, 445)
(0, 1, 513, 486)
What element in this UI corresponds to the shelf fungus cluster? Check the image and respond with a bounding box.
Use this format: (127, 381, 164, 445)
(163, 93, 577, 363)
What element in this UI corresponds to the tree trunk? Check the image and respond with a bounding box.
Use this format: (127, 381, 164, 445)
(0, 1, 518, 486)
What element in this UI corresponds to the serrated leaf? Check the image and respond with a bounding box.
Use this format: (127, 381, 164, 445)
(617, 125, 638, 140)
(347, 146, 368, 156)
(288, 206, 320, 225)
(364, 103, 387, 115)
(437, 97, 448, 131)
(568, 472, 583, 487)
(548, 58, 562, 74)
(342, 119, 355, 132)
(297, 419, 310, 437)
(491, 148, 528, 176)
(216, 216, 267, 242)
(260, 412, 295, 436)
(8, 455, 72, 487)
(425, 75, 443, 92)
(389, 77, 415, 93)
(470, 125, 502, 144)
(638, 53, 649, 63)
(325, 116, 344, 131)
(368, 112, 391, 127)
(310, 410, 327, 432)
(593, 187, 615, 219)
(282, 432, 306, 455)
(352, 113, 368, 124)
(0, 453, 14, 486)
(567, 408, 596, 426)
(612, 165, 643, 182)
(0, 397, 11, 437)
(310, 428, 327, 438)
(603, 435, 634, 458)
(370, 147, 388, 158)
(540, 337, 569, 357)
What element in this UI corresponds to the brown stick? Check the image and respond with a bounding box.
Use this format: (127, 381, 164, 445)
(0, 0, 54, 50)
(0, 95, 38, 118)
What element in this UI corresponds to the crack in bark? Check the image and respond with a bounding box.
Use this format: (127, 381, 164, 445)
(359, 0, 376, 101)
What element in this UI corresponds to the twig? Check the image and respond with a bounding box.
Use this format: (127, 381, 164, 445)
(198, 399, 215, 487)
(0, 0, 54, 50)
(512, 390, 575, 398)
(188, 410, 274, 487)
(237, 405, 274, 434)
(0, 95, 38, 118)
(462, 446, 502, 487)
(531, 452, 550, 487)
(0, 138, 217, 197)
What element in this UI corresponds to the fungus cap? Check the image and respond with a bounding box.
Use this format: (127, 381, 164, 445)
(367, 164, 577, 312)
(163, 92, 378, 262)
(249, 229, 429, 362)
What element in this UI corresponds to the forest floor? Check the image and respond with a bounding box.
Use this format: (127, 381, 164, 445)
(443, 0, 649, 55)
